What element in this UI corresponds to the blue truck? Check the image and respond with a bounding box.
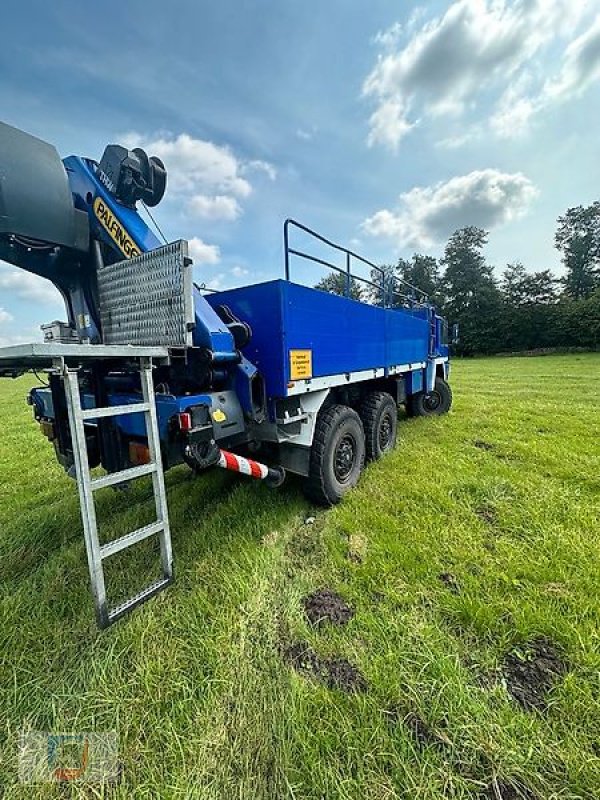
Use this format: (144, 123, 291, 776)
(0, 121, 453, 627)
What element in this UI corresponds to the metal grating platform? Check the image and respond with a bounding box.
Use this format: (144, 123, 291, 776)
(97, 240, 194, 347)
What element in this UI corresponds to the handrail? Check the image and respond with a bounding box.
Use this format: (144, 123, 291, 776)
(283, 218, 428, 306)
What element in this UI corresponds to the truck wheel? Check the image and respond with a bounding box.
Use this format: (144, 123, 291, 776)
(359, 391, 397, 461)
(408, 378, 452, 416)
(304, 404, 365, 506)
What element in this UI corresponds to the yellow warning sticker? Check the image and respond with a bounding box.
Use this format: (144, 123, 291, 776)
(290, 349, 313, 380)
(212, 409, 227, 423)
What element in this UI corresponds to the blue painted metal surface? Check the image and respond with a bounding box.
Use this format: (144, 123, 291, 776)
(207, 280, 436, 399)
(32, 386, 214, 439)
(65, 156, 162, 255)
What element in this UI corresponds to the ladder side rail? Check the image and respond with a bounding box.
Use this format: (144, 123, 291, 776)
(139, 358, 173, 581)
(63, 367, 109, 628)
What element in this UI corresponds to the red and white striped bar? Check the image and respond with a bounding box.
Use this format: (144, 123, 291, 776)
(217, 449, 286, 487)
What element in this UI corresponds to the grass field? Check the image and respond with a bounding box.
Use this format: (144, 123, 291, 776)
(0, 354, 599, 799)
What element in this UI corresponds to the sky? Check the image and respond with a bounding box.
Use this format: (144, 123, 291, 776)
(1, 0, 600, 344)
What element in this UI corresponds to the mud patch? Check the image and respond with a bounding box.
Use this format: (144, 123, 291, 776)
(438, 572, 461, 594)
(480, 777, 538, 799)
(284, 640, 367, 693)
(474, 439, 495, 451)
(502, 637, 568, 711)
(303, 588, 355, 627)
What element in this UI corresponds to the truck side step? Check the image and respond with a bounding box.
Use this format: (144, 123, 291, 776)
(62, 356, 173, 629)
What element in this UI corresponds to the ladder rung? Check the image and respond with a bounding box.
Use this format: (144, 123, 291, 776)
(91, 463, 156, 490)
(100, 520, 164, 560)
(107, 577, 172, 624)
(81, 402, 150, 420)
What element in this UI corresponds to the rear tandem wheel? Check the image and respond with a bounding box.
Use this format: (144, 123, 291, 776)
(359, 391, 398, 461)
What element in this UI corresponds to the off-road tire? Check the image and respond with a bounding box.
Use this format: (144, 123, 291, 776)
(359, 391, 398, 461)
(407, 377, 453, 416)
(304, 404, 365, 507)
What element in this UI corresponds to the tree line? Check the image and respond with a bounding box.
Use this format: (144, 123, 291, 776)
(316, 201, 600, 355)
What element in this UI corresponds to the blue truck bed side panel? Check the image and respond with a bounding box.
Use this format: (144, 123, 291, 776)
(208, 281, 286, 396)
(207, 280, 429, 398)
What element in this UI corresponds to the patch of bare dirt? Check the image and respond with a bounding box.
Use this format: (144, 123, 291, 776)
(303, 588, 355, 627)
(476, 505, 498, 525)
(502, 637, 569, 711)
(284, 640, 367, 693)
(438, 572, 461, 594)
(474, 439, 495, 451)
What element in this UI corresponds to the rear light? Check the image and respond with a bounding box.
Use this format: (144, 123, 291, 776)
(178, 411, 192, 432)
(129, 441, 150, 465)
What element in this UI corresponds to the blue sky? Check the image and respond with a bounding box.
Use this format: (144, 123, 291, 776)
(1, 0, 600, 343)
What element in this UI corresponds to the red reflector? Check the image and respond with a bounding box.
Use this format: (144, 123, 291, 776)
(178, 412, 192, 431)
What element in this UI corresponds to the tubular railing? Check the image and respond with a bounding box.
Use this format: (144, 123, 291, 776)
(283, 218, 428, 307)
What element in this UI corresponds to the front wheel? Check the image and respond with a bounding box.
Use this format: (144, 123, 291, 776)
(407, 378, 453, 417)
(304, 404, 366, 507)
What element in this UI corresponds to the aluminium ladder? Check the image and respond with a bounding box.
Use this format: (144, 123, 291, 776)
(62, 356, 173, 628)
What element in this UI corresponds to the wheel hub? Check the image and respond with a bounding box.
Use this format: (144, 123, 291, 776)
(423, 391, 442, 412)
(378, 412, 393, 450)
(334, 434, 356, 482)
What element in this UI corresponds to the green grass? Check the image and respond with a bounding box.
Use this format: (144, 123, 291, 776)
(0, 354, 599, 799)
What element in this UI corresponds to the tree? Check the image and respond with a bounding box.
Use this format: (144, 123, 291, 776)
(371, 255, 440, 306)
(555, 202, 600, 299)
(500, 262, 561, 351)
(398, 254, 440, 301)
(314, 272, 364, 301)
(501, 263, 558, 305)
(441, 227, 502, 355)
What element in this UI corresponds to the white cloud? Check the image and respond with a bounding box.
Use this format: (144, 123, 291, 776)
(121, 132, 275, 224)
(188, 194, 241, 221)
(243, 160, 277, 181)
(373, 21, 403, 50)
(196, 272, 227, 292)
(367, 99, 416, 150)
(0, 262, 63, 305)
(296, 125, 319, 142)
(231, 266, 248, 278)
(543, 16, 600, 102)
(363, 0, 593, 149)
(0, 307, 14, 324)
(188, 237, 220, 265)
(123, 132, 252, 197)
(362, 169, 538, 248)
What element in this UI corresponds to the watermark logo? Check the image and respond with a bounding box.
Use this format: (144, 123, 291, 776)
(19, 731, 118, 784)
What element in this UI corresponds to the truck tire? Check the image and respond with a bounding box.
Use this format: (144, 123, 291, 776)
(359, 391, 397, 461)
(407, 377, 452, 417)
(304, 404, 365, 507)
